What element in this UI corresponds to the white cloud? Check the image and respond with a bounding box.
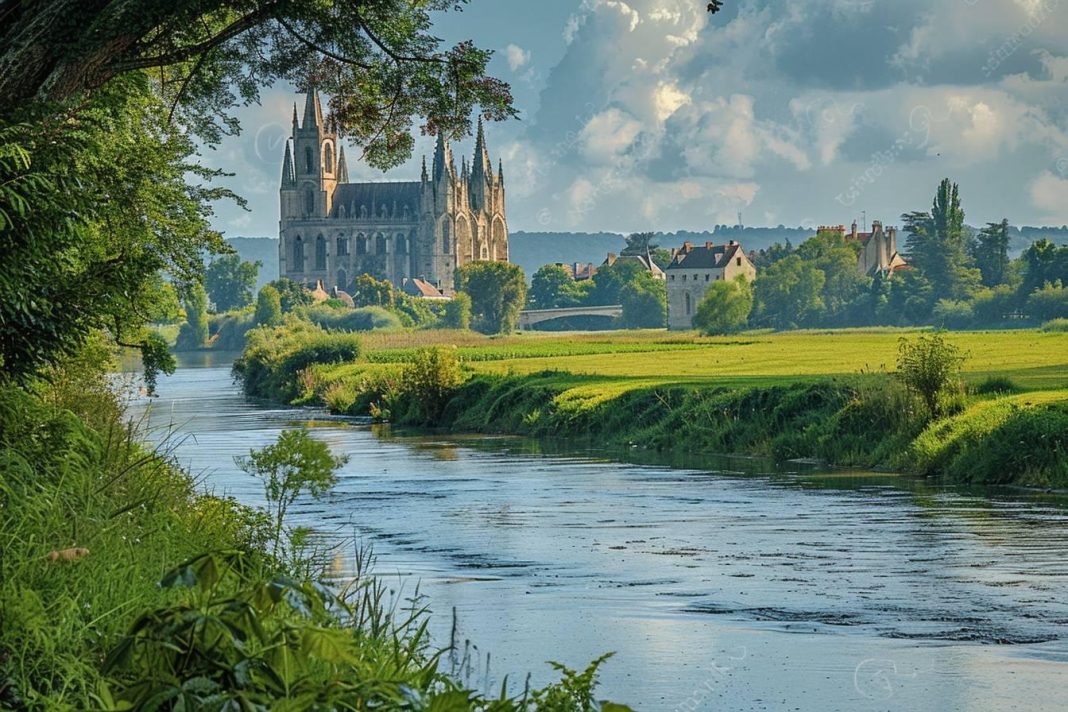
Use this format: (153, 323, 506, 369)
(505, 43, 531, 72)
(1030, 170, 1068, 222)
(579, 108, 644, 163)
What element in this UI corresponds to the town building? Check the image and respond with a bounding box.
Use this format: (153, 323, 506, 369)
(279, 89, 508, 295)
(601, 251, 666, 280)
(820, 221, 908, 276)
(666, 240, 756, 330)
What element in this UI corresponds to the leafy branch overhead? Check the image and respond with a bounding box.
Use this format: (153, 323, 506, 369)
(0, 0, 517, 168)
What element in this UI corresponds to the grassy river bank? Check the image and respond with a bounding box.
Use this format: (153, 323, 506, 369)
(235, 325, 1068, 488)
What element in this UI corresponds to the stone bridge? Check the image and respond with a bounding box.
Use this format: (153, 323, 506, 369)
(518, 304, 623, 329)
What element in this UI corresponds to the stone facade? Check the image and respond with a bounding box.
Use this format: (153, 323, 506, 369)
(666, 240, 756, 330)
(279, 90, 508, 294)
(821, 221, 907, 276)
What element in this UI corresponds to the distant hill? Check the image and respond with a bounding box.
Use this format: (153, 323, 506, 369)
(508, 232, 626, 277)
(226, 237, 278, 290)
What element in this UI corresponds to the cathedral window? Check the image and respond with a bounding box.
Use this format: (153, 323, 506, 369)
(315, 235, 327, 270)
(337, 236, 349, 256)
(396, 233, 408, 254)
(376, 233, 387, 254)
(356, 234, 367, 255)
(304, 146, 314, 173)
(323, 143, 333, 173)
(685, 292, 692, 316)
(442, 221, 451, 254)
(337, 268, 348, 291)
(304, 187, 315, 215)
(480, 243, 488, 260)
(292, 236, 304, 272)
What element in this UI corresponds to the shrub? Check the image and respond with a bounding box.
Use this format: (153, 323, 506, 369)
(972, 376, 1020, 395)
(895, 332, 967, 417)
(441, 293, 472, 330)
(234, 320, 361, 402)
(400, 347, 465, 423)
(305, 304, 403, 332)
(931, 299, 974, 329)
(1027, 281, 1068, 321)
(254, 285, 283, 326)
(455, 261, 526, 334)
(1041, 317, 1068, 332)
(175, 283, 209, 350)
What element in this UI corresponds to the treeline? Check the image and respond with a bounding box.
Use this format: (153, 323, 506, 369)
(699, 179, 1068, 333)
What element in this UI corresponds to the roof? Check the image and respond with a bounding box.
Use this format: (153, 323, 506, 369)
(666, 241, 743, 270)
(331, 287, 355, 307)
(602, 252, 666, 278)
(330, 182, 422, 219)
(402, 277, 447, 299)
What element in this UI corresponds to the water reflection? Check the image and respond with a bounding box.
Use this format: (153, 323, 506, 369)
(131, 363, 1068, 711)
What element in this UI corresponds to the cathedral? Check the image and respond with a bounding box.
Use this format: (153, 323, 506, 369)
(278, 89, 508, 294)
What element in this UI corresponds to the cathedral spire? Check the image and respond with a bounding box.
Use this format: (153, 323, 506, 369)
(336, 145, 349, 183)
(421, 155, 429, 182)
(461, 155, 468, 180)
(281, 140, 295, 187)
(498, 158, 504, 183)
(302, 86, 323, 133)
(432, 132, 448, 181)
(472, 116, 491, 184)
(292, 103, 299, 132)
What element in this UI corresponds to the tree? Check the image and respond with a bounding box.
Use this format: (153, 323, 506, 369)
(206, 254, 260, 312)
(1026, 281, 1068, 321)
(351, 274, 397, 308)
(693, 277, 753, 335)
(441, 293, 472, 330)
(236, 429, 347, 560)
(529, 264, 588, 309)
(1020, 239, 1068, 297)
(455, 262, 526, 335)
(902, 179, 980, 307)
(176, 283, 210, 350)
(589, 260, 644, 306)
(753, 255, 825, 329)
(896, 333, 966, 417)
(618, 272, 667, 329)
(254, 285, 283, 327)
(796, 229, 868, 325)
(621, 232, 657, 255)
(973, 219, 1011, 288)
(268, 278, 314, 313)
(402, 347, 464, 423)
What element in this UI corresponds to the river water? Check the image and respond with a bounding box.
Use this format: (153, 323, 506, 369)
(129, 357, 1068, 711)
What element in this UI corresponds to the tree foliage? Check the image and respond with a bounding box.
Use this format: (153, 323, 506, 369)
(753, 255, 825, 329)
(255, 285, 283, 327)
(901, 179, 980, 307)
(441, 292, 472, 330)
(455, 262, 526, 335)
(618, 273, 667, 329)
(176, 283, 210, 350)
(973, 219, 1011, 288)
(529, 264, 590, 309)
(693, 277, 753, 335)
(896, 332, 966, 417)
(206, 254, 260, 312)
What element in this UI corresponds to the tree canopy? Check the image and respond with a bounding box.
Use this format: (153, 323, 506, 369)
(455, 261, 526, 335)
(206, 254, 260, 312)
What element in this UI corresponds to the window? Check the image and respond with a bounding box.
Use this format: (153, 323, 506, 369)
(736, 257, 742, 266)
(685, 292, 691, 316)
(304, 187, 315, 215)
(315, 235, 326, 270)
(323, 143, 333, 173)
(396, 233, 408, 254)
(376, 233, 387, 254)
(292, 236, 304, 271)
(705, 274, 710, 282)
(356, 234, 367, 255)
(336, 268, 348, 291)
(442, 221, 451, 254)
(337, 236, 349, 256)
(682, 274, 687, 282)
(480, 243, 489, 260)
(670, 274, 675, 281)
(304, 146, 313, 173)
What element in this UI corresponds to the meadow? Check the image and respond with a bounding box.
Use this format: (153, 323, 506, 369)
(237, 325, 1068, 488)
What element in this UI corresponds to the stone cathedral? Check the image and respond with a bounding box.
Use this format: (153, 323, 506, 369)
(279, 89, 508, 294)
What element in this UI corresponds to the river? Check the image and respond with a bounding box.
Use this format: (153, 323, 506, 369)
(128, 356, 1068, 711)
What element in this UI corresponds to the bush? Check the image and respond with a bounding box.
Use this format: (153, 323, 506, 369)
(972, 376, 1020, 395)
(896, 332, 967, 417)
(441, 293, 472, 330)
(693, 277, 753, 335)
(234, 320, 361, 402)
(305, 304, 404, 332)
(1027, 281, 1068, 321)
(399, 347, 465, 423)
(931, 299, 974, 329)
(175, 283, 209, 350)
(255, 285, 283, 326)
(1041, 317, 1068, 332)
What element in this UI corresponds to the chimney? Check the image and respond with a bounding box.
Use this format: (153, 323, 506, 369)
(728, 239, 738, 246)
(705, 241, 713, 249)
(872, 219, 882, 232)
(683, 241, 693, 251)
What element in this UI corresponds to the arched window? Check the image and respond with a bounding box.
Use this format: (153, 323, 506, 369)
(304, 187, 315, 215)
(337, 235, 349, 257)
(292, 236, 304, 272)
(396, 233, 408, 254)
(685, 292, 692, 316)
(323, 143, 333, 173)
(304, 146, 314, 173)
(479, 243, 488, 260)
(442, 221, 451, 254)
(356, 234, 367, 255)
(375, 233, 388, 254)
(315, 235, 326, 270)
(336, 268, 348, 291)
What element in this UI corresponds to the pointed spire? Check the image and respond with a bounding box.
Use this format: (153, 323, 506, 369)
(336, 145, 349, 184)
(292, 103, 299, 132)
(498, 158, 504, 183)
(472, 116, 491, 183)
(421, 155, 429, 182)
(432, 132, 448, 181)
(281, 140, 295, 187)
(302, 86, 323, 133)
(461, 155, 469, 180)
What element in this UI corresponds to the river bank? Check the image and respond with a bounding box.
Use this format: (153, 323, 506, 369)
(233, 325, 1068, 488)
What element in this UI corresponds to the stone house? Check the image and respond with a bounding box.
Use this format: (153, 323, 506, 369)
(821, 221, 908, 276)
(666, 240, 756, 330)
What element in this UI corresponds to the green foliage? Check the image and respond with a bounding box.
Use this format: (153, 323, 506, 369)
(901, 179, 981, 308)
(269, 278, 314, 313)
(456, 262, 527, 335)
(206, 254, 260, 312)
(796, 229, 869, 324)
(753, 255, 825, 329)
(618, 272, 667, 329)
(400, 348, 465, 423)
(255, 285, 284, 327)
(442, 293, 473, 330)
(931, 299, 975, 330)
(973, 219, 1011, 287)
(530, 264, 590, 309)
(1019, 239, 1068, 297)
(589, 260, 643, 307)
(237, 430, 347, 561)
(972, 376, 1020, 395)
(1042, 317, 1068, 332)
(896, 333, 967, 417)
(234, 320, 362, 402)
(693, 277, 753, 335)
(1026, 281, 1068, 321)
(304, 304, 404, 332)
(176, 283, 210, 350)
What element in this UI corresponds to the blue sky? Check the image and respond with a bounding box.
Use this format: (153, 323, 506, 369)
(204, 0, 1068, 237)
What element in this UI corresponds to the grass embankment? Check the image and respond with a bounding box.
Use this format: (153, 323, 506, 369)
(236, 326, 1068, 487)
(1, 351, 627, 709)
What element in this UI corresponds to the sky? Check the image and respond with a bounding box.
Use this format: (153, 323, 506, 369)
(204, 0, 1068, 238)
